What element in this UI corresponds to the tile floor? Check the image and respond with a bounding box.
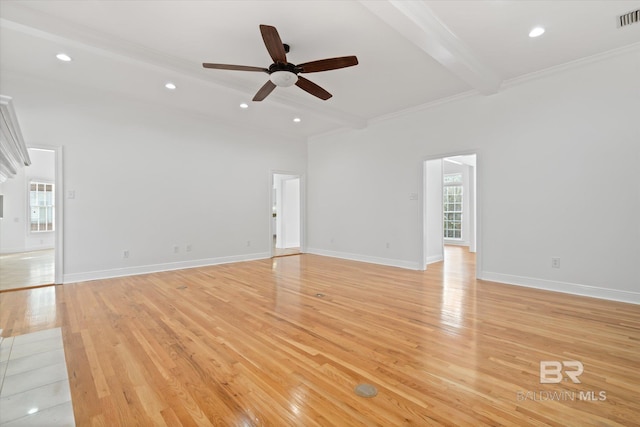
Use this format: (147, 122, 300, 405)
(0, 328, 75, 426)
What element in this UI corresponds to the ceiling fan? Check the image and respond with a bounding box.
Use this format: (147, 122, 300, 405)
(202, 25, 358, 102)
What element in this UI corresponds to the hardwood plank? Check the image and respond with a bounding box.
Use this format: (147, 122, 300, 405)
(1, 247, 639, 425)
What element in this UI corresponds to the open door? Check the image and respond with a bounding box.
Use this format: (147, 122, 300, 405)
(272, 173, 301, 257)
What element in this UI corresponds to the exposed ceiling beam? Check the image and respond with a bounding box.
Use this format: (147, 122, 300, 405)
(359, 0, 502, 95)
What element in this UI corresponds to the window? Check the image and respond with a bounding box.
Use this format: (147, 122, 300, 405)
(29, 181, 54, 232)
(443, 174, 462, 239)
(443, 173, 462, 184)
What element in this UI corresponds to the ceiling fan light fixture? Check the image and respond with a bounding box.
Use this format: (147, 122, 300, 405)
(529, 26, 545, 38)
(269, 71, 298, 87)
(56, 53, 72, 62)
(202, 25, 358, 101)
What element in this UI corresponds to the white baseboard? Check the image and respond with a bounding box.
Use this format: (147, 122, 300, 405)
(1, 246, 54, 255)
(63, 252, 271, 284)
(306, 247, 420, 270)
(59, 250, 639, 305)
(481, 271, 640, 305)
(0, 247, 25, 255)
(426, 255, 444, 265)
(25, 245, 55, 252)
(444, 240, 468, 246)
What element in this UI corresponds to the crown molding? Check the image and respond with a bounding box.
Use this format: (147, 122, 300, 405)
(502, 41, 640, 89)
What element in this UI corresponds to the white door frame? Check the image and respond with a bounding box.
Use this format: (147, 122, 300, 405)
(30, 144, 64, 284)
(269, 170, 305, 257)
(419, 150, 482, 279)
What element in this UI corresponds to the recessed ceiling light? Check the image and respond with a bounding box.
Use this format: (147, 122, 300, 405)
(239, 103, 249, 109)
(529, 27, 545, 38)
(293, 117, 301, 123)
(56, 53, 72, 62)
(164, 82, 177, 90)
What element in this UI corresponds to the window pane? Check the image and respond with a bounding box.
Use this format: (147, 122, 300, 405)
(444, 173, 462, 184)
(47, 207, 54, 229)
(443, 184, 462, 239)
(29, 181, 55, 232)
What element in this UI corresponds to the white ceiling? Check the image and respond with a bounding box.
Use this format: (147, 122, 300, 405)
(1, 1, 639, 140)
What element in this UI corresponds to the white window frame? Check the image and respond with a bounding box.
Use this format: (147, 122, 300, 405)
(443, 173, 462, 240)
(29, 180, 55, 233)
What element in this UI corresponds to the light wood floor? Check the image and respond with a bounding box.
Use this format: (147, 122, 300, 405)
(1, 247, 639, 426)
(0, 249, 54, 291)
(274, 247, 301, 257)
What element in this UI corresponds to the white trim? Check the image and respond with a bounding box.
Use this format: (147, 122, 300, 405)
(502, 41, 640, 89)
(24, 244, 55, 252)
(307, 247, 421, 270)
(420, 150, 481, 278)
(0, 95, 31, 182)
(426, 255, 444, 265)
(63, 252, 270, 284)
(481, 272, 640, 305)
(367, 42, 640, 131)
(270, 170, 306, 256)
(26, 144, 64, 284)
(370, 90, 478, 127)
(443, 240, 468, 246)
(0, 247, 29, 255)
(359, 0, 501, 95)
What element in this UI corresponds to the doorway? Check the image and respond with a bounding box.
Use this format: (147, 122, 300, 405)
(422, 153, 479, 277)
(271, 173, 302, 257)
(0, 147, 61, 291)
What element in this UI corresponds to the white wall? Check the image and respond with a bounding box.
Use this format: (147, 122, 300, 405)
(0, 148, 55, 253)
(1, 73, 307, 282)
(282, 177, 300, 248)
(424, 159, 443, 265)
(308, 49, 640, 303)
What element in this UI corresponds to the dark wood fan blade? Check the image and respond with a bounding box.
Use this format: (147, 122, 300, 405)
(296, 56, 358, 73)
(295, 76, 332, 100)
(203, 63, 268, 72)
(259, 25, 287, 63)
(253, 80, 277, 102)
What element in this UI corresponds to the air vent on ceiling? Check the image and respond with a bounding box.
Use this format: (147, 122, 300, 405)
(618, 9, 640, 27)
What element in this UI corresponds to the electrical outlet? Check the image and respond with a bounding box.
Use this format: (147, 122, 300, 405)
(173, 245, 179, 254)
(186, 244, 192, 252)
(386, 242, 390, 249)
(123, 250, 129, 259)
(551, 258, 560, 268)
(247, 240, 251, 247)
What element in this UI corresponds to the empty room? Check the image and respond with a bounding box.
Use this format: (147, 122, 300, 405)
(1, 1, 639, 426)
